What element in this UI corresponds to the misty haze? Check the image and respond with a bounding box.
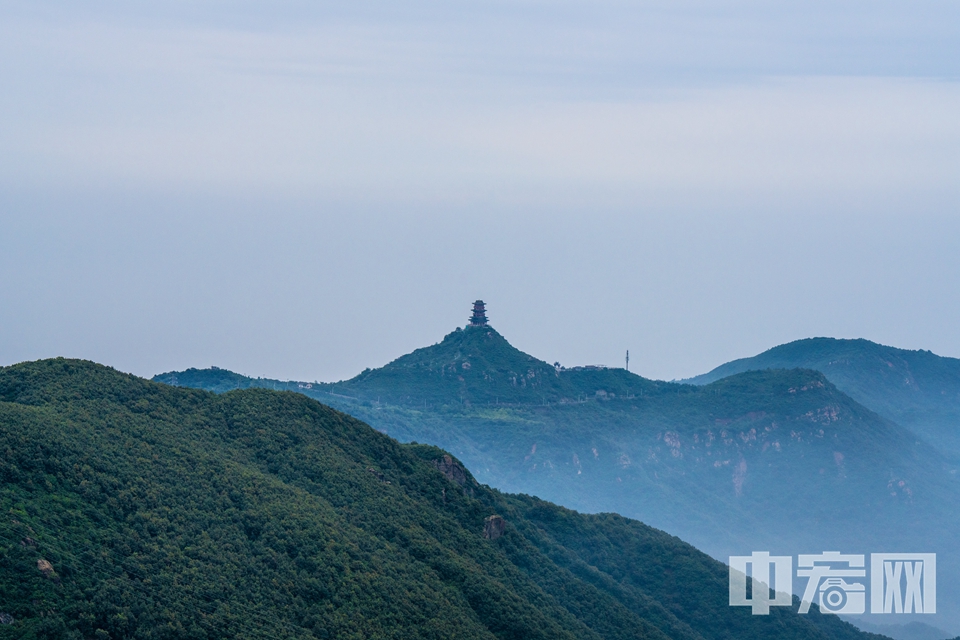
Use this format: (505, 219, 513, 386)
(2, 2, 959, 639)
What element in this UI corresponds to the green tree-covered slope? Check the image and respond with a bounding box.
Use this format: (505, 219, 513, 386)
(294, 325, 661, 407)
(154, 331, 957, 557)
(155, 328, 960, 634)
(0, 358, 884, 639)
(683, 338, 960, 459)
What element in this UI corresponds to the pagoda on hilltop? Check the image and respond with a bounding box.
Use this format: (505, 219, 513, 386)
(469, 300, 488, 327)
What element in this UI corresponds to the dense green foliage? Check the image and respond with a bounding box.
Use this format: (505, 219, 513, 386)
(0, 359, 886, 639)
(156, 327, 960, 634)
(683, 337, 960, 460)
(155, 340, 958, 562)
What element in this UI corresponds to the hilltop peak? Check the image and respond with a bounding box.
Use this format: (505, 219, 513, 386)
(323, 320, 657, 408)
(332, 323, 559, 406)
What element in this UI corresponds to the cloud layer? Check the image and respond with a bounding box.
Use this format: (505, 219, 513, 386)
(2, 1, 959, 381)
(3, 3, 959, 203)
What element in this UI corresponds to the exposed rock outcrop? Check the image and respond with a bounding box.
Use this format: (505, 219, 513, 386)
(483, 515, 505, 540)
(433, 455, 468, 487)
(37, 559, 57, 580)
(367, 467, 390, 484)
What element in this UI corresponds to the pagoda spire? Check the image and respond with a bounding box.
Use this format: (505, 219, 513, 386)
(469, 300, 488, 326)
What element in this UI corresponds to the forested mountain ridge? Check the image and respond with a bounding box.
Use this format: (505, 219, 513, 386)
(160, 326, 664, 408)
(155, 327, 960, 634)
(322, 325, 667, 406)
(0, 358, 884, 639)
(156, 362, 956, 555)
(683, 337, 960, 458)
(154, 330, 955, 536)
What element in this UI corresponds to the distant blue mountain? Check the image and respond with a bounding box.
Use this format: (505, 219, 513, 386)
(684, 338, 960, 460)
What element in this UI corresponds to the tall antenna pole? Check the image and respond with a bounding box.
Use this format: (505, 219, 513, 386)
(626, 350, 630, 371)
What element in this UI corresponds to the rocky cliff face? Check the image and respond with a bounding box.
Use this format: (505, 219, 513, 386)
(483, 515, 505, 540)
(433, 454, 469, 486)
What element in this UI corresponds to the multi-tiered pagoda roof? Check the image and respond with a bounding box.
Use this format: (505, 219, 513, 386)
(469, 300, 488, 326)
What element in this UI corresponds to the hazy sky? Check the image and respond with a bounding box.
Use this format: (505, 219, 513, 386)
(2, 1, 959, 382)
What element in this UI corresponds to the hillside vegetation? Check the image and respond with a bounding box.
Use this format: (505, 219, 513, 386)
(155, 329, 957, 556)
(0, 358, 884, 639)
(156, 327, 960, 633)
